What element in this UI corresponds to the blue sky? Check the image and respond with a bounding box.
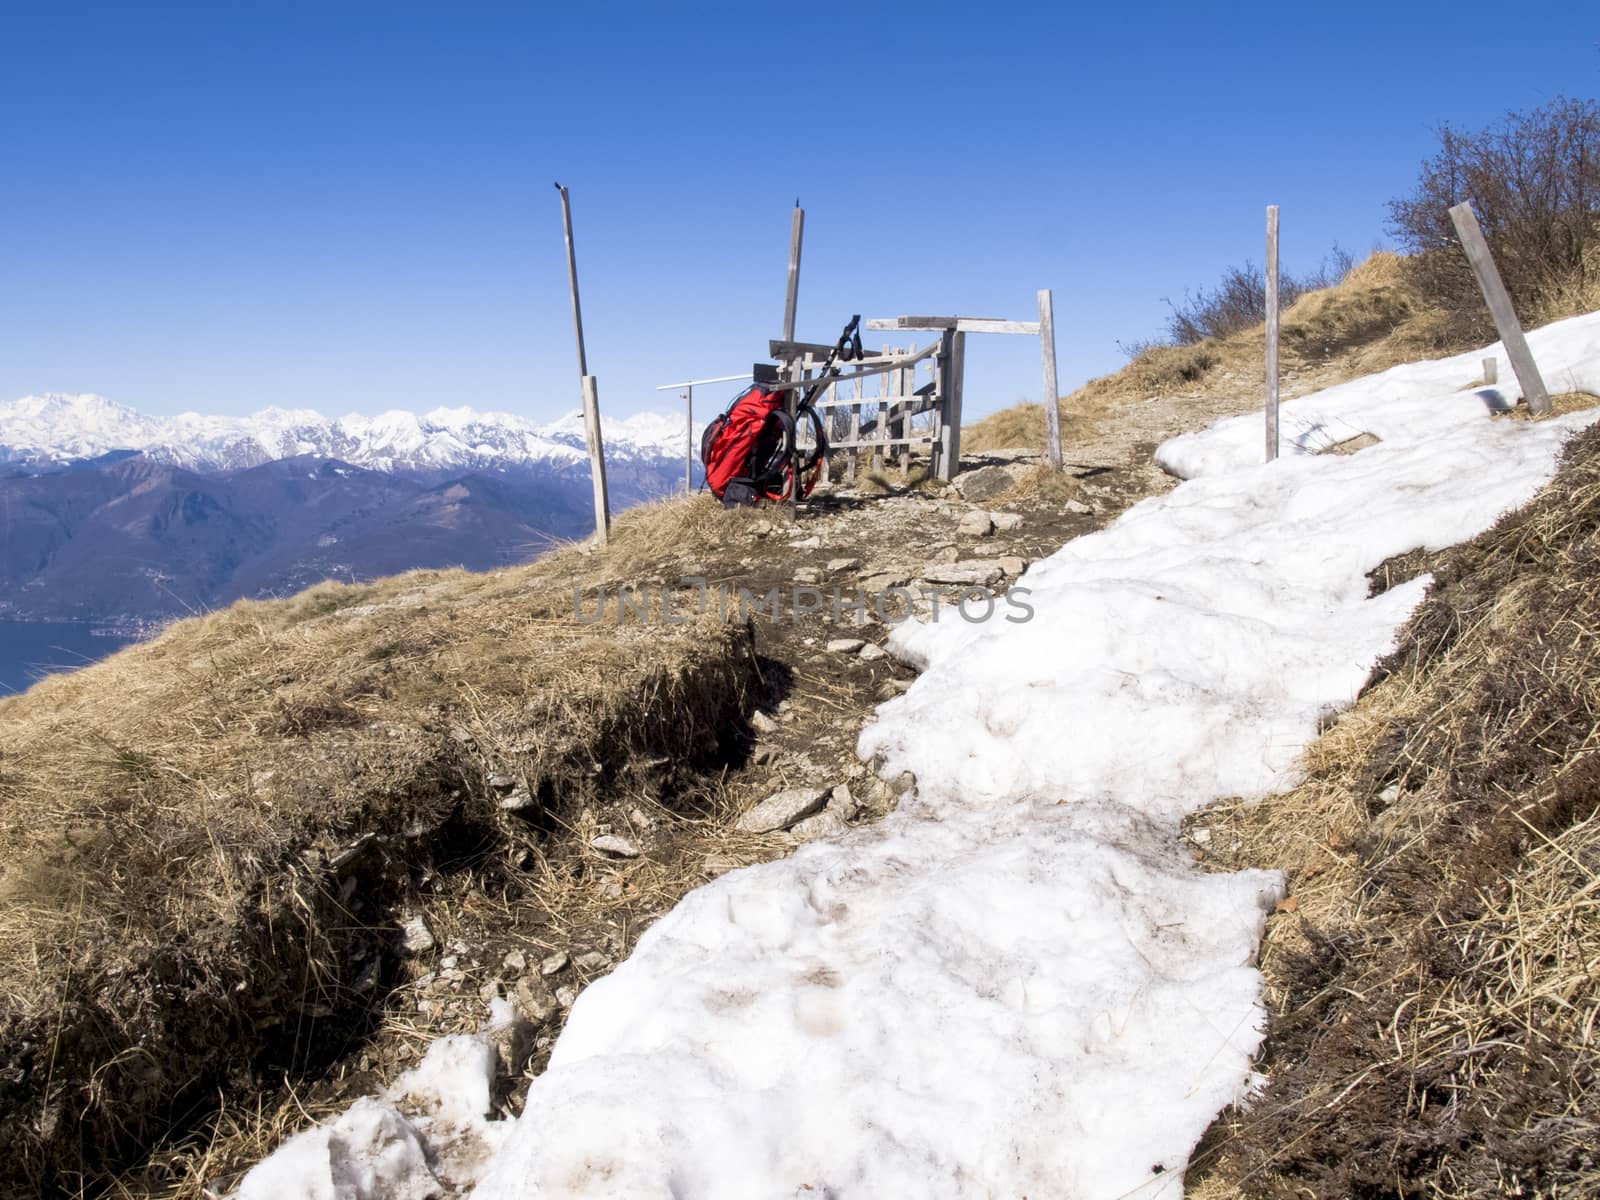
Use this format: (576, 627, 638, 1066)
(1, 2, 1595, 424)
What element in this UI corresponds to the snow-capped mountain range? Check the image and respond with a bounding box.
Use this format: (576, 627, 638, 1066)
(0, 393, 696, 474)
(0, 393, 706, 633)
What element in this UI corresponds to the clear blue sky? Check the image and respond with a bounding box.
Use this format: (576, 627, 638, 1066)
(1, 2, 1595, 424)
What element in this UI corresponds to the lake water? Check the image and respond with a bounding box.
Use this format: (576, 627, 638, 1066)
(0, 622, 140, 696)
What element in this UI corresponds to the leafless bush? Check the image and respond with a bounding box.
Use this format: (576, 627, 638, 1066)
(1387, 96, 1600, 336)
(1150, 246, 1357, 348)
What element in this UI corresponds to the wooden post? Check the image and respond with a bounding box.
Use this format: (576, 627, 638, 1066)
(581, 375, 611, 539)
(1482, 358, 1498, 385)
(783, 204, 805, 521)
(554, 182, 609, 544)
(783, 202, 804, 342)
(1265, 205, 1280, 462)
(946, 332, 965, 478)
(1038, 289, 1061, 471)
(847, 373, 862, 481)
(683, 384, 693, 494)
(1449, 202, 1551, 417)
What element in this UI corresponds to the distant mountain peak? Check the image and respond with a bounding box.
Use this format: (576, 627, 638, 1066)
(0, 393, 700, 474)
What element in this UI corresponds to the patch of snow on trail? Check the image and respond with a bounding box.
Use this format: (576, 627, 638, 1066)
(235, 312, 1600, 1198)
(1156, 309, 1600, 479)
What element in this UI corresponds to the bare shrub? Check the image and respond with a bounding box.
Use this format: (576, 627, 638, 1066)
(1159, 246, 1357, 347)
(1387, 96, 1600, 336)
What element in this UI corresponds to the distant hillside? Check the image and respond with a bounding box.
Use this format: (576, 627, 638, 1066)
(0, 395, 702, 627)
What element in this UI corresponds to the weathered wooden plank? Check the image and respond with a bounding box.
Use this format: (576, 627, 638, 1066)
(682, 384, 693, 493)
(1265, 205, 1280, 461)
(769, 339, 837, 361)
(1039, 289, 1062, 471)
(1449, 202, 1551, 417)
(581, 375, 610, 544)
(829, 435, 937, 450)
(555, 183, 588, 377)
(1482, 357, 1498, 384)
(933, 329, 954, 481)
(761, 341, 942, 393)
(783, 203, 804, 343)
(865, 316, 1038, 334)
(946, 330, 966, 478)
(847, 374, 862, 481)
(556, 183, 609, 542)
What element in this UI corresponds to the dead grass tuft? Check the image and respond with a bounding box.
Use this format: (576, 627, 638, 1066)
(963, 404, 1050, 454)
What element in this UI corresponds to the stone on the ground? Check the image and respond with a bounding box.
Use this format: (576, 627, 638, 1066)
(736, 786, 830, 833)
(484, 1009, 534, 1077)
(574, 950, 610, 973)
(788, 810, 848, 840)
(827, 783, 861, 820)
(540, 950, 569, 976)
(512, 977, 559, 1024)
(749, 520, 774, 537)
(990, 511, 1024, 531)
(400, 913, 435, 956)
(953, 463, 1024, 502)
(750, 710, 779, 734)
(1066, 498, 1093, 515)
(999, 555, 1027, 577)
(555, 985, 578, 1008)
(794, 567, 822, 584)
(859, 642, 887, 661)
(790, 535, 822, 550)
(957, 510, 995, 538)
(861, 569, 911, 592)
(827, 557, 862, 572)
(590, 833, 640, 859)
(487, 772, 517, 790)
(876, 679, 912, 701)
(827, 637, 866, 654)
(922, 561, 1004, 587)
(498, 787, 536, 811)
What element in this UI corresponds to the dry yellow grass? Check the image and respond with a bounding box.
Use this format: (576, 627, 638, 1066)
(0, 494, 762, 1193)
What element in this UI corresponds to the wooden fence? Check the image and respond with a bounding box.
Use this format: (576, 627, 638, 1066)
(766, 332, 964, 483)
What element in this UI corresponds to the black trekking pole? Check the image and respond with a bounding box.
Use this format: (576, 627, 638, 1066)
(800, 314, 863, 410)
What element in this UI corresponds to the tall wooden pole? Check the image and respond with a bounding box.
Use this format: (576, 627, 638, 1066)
(783, 202, 805, 522)
(1039, 289, 1062, 471)
(1265, 205, 1280, 462)
(1449, 201, 1552, 417)
(684, 385, 693, 494)
(554, 182, 610, 543)
(783, 201, 804, 342)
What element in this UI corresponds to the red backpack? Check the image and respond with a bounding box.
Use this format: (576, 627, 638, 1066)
(700, 386, 827, 506)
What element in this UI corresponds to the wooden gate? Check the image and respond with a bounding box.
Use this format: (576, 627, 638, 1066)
(767, 330, 966, 484)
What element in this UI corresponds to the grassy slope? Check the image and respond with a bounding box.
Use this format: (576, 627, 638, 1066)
(1191, 424, 1600, 1198)
(0, 496, 762, 1194)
